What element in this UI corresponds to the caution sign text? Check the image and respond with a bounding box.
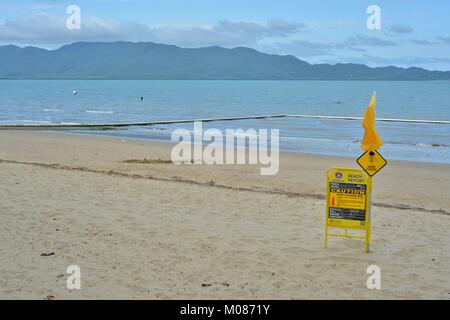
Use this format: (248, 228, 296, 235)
(329, 182, 366, 221)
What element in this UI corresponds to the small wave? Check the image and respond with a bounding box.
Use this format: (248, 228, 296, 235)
(43, 108, 63, 112)
(415, 142, 449, 148)
(281, 136, 352, 143)
(86, 110, 115, 114)
(17, 120, 52, 124)
(382, 141, 448, 148)
(277, 136, 449, 148)
(59, 122, 81, 125)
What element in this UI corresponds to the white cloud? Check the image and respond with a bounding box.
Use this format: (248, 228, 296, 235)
(335, 34, 397, 51)
(272, 40, 333, 57)
(390, 24, 413, 34)
(439, 36, 450, 45)
(0, 14, 307, 47)
(410, 39, 438, 46)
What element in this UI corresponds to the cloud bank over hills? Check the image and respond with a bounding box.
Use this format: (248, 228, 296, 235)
(1, 2, 450, 71)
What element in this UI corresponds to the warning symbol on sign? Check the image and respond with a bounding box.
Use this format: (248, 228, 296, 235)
(356, 150, 387, 177)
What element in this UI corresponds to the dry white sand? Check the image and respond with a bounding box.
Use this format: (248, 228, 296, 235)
(0, 131, 449, 299)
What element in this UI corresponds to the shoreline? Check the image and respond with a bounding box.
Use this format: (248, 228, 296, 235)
(1, 130, 450, 299)
(68, 129, 450, 166)
(77, 129, 450, 167)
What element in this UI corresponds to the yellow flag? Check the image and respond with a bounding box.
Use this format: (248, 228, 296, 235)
(361, 92, 383, 151)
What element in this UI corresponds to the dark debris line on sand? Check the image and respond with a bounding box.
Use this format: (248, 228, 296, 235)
(121, 158, 173, 164)
(0, 158, 448, 216)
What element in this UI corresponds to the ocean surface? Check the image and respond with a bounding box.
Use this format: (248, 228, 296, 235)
(1, 80, 449, 163)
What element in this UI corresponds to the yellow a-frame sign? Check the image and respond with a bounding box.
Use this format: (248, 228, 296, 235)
(325, 168, 372, 252)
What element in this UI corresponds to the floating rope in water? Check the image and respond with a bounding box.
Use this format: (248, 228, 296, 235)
(0, 114, 448, 130)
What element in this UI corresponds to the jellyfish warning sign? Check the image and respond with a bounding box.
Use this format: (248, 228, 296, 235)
(356, 150, 387, 177)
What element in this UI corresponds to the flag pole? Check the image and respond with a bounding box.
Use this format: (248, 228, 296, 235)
(366, 173, 372, 253)
(367, 91, 376, 252)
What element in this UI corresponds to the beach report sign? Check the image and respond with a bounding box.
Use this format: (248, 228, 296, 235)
(325, 168, 372, 252)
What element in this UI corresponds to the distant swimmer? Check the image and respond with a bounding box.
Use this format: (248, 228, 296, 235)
(73, 90, 78, 95)
(140, 96, 144, 101)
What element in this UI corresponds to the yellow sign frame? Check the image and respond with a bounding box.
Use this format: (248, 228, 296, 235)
(325, 168, 372, 252)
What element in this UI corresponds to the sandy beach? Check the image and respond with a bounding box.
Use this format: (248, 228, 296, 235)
(0, 130, 449, 299)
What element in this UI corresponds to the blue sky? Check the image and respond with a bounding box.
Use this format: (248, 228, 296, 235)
(1, 0, 450, 70)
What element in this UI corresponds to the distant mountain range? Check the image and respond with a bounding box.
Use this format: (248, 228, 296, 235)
(1, 41, 449, 80)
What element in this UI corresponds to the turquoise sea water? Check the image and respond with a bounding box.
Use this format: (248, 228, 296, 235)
(0, 80, 449, 163)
